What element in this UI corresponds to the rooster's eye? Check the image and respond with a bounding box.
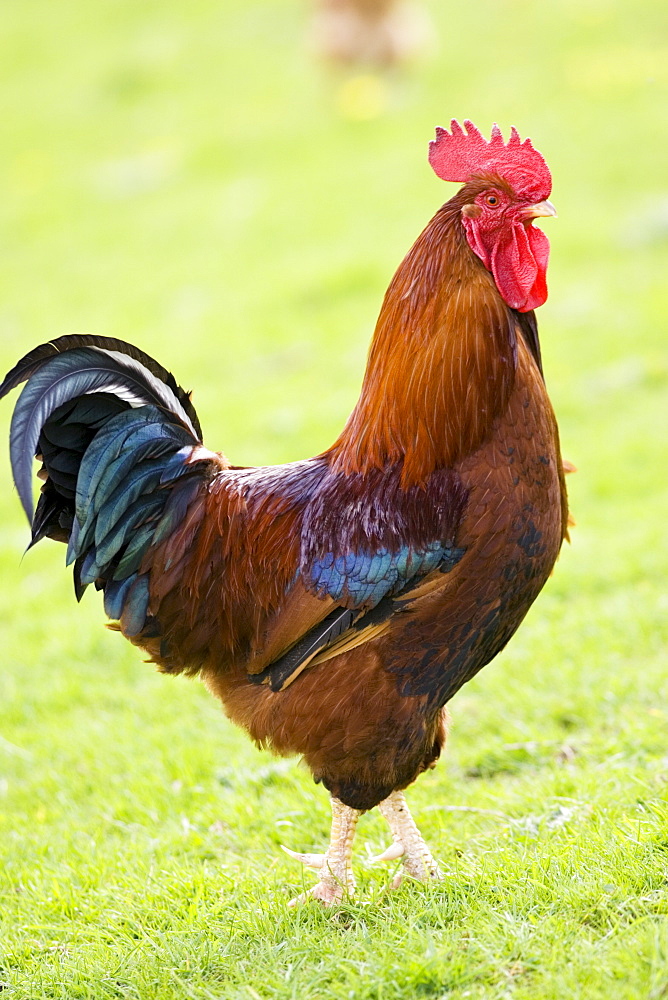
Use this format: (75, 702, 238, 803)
(485, 194, 500, 207)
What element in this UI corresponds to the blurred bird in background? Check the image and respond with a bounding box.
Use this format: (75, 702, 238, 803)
(309, 0, 432, 68)
(308, 0, 434, 119)
(1, 121, 568, 906)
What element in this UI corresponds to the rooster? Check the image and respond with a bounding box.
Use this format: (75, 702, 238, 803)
(1, 121, 568, 905)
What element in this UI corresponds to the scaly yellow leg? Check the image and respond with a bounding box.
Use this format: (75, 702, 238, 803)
(282, 795, 360, 906)
(374, 790, 442, 883)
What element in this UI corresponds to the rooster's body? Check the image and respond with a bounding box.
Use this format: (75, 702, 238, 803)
(2, 121, 568, 904)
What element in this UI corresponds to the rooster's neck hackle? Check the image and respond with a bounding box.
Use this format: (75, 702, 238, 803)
(329, 195, 517, 486)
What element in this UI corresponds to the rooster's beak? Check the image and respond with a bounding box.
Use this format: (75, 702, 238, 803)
(522, 199, 557, 220)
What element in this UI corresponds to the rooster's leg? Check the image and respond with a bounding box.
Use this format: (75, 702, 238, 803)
(282, 795, 359, 906)
(375, 790, 442, 883)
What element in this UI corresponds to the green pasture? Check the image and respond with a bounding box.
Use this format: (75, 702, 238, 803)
(1, 0, 667, 996)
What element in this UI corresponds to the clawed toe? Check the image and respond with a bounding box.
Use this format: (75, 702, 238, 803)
(282, 843, 353, 906)
(371, 840, 442, 884)
(369, 841, 405, 864)
(284, 855, 356, 907)
(288, 878, 351, 908)
(280, 845, 326, 870)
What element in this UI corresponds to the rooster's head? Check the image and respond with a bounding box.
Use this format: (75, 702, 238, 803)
(429, 119, 555, 312)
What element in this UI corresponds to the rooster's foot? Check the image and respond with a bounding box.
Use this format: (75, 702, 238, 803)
(287, 871, 353, 908)
(377, 790, 442, 883)
(283, 795, 359, 906)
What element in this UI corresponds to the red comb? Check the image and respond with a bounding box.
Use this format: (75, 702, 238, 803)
(429, 119, 551, 199)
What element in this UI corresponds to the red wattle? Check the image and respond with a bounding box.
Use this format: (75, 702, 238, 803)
(465, 221, 550, 312)
(524, 226, 549, 310)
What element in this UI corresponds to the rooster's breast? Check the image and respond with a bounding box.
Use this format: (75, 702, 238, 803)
(382, 335, 566, 707)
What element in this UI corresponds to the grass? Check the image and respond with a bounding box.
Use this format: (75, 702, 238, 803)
(1, 0, 667, 996)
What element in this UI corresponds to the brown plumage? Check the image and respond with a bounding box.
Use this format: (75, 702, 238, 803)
(1, 120, 568, 904)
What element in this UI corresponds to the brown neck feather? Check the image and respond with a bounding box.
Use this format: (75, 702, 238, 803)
(327, 191, 517, 487)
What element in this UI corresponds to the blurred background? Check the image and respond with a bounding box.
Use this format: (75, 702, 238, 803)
(0, 0, 667, 979)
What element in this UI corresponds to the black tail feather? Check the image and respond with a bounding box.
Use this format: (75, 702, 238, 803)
(0, 334, 202, 439)
(1, 336, 218, 639)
